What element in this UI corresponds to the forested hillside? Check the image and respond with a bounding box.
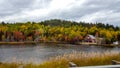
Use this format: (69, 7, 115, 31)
(0, 19, 120, 44)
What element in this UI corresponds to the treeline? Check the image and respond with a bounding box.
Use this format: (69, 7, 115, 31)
(41, 19, 119, 30)
(0, 19, 120, 44)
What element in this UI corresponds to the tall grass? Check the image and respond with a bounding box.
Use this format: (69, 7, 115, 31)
(0, 51, 120, 68)
(37, 51, 120, 68)
(0, 62, 19, 68)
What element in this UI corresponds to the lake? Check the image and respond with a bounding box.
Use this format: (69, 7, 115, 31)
(0, 43, 120, 64)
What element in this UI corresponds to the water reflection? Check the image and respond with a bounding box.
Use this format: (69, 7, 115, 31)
(0, 44, 120, 63)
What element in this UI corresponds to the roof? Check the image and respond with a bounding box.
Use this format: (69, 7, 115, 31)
(88, 35, 96, 39)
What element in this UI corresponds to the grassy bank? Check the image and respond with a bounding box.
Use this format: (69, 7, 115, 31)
(0, 41, 35, 45)
(0, 41, 68, 45)
(0, 51, 120, 68)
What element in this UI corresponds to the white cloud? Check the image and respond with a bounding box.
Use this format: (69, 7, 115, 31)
(79, 10, 111, 22)
(79, 10, 120, 26)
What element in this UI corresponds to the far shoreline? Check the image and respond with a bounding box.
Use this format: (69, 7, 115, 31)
(0, 41, 119, 47)
(0, 41, 68, 45)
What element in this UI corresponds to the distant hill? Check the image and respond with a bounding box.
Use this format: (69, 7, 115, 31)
(40, 19, 119, 31)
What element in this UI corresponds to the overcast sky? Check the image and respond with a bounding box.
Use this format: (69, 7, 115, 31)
(0, 0, 120, 26)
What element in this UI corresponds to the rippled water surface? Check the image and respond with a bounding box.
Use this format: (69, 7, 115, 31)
(0, 43, 119, 63)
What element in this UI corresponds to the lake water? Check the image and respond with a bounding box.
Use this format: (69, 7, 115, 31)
(0, 43, 120, 64)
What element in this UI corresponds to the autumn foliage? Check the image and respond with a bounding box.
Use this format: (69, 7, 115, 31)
(0, 19, 119, 44)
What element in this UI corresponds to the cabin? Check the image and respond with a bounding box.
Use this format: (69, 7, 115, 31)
(84, 34, 96, 43)
(113, 41, 119, 45)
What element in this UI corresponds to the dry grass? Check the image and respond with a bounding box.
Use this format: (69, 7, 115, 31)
(0, 51, 120, 68)
(31, 51, 120, 68)
(0, 62, 19, 68)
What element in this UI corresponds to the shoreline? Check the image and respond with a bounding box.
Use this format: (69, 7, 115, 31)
(0, 41, 119, 47)
(0, 41, 35, 45)
(0, 41, 68, 45)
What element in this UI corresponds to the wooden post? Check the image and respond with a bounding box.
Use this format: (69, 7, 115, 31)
(69, 62, 77, 67)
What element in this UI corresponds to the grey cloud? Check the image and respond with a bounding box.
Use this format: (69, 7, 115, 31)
(0, 0, 33, 17)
